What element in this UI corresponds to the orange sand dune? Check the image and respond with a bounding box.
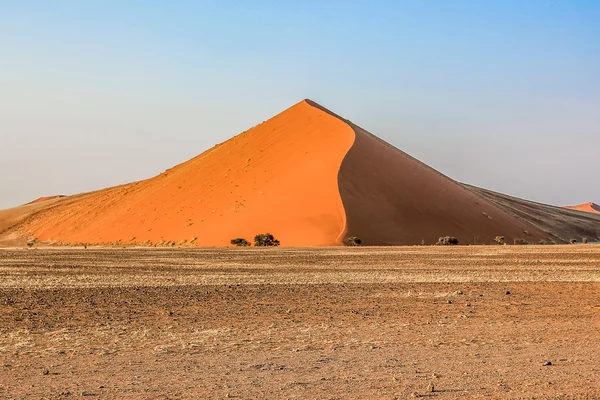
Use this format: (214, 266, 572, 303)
(5, 99, 590, 247)
(27, 195, 66, 205)
(0, 197, 66, 246)
(20, 100, 355, 246)
(564, 202, 600, 214)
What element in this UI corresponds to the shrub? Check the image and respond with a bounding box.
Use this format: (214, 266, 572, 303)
(583, 237, 589, 244)
(345, 236, 362, 246)
(436, 236, 459, 246)
(570, 239, 577, 244)
(230, 238, 251, 247)
(539, 240, 547, 245)
(254, 233, 280, 247)
(514, 238, 529, 245)
(494, 236, 505, 245)
(26, 239, 35, 248)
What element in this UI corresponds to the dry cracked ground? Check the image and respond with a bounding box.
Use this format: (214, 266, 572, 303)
(1, 246, 600, 399)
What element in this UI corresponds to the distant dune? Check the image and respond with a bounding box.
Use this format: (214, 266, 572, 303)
(1, 99, 599, 247)
(564, 202, 600, 215)
(26, 195, 66, 205)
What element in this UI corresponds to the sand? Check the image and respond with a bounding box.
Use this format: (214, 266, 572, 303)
(2, 246, 600, 398)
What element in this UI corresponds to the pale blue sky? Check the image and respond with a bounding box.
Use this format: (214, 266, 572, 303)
(1, 0, 599, 209)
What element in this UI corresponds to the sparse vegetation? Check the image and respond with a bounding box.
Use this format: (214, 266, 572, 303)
(254, 233, 280, 247)
(494, 236, 505, 245)
(230, 238, 251, 247)
(436, 236, 459, 246)
(345, 237, 362, 246)
(514, 238, 529, 245)
(583, 237, 589, 244)
(570, 239, 577, 244)
(26, 238, 35, 248)
(539, 240, 547, 245)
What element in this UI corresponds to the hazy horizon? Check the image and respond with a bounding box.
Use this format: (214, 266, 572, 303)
(2, 1, 599, 210)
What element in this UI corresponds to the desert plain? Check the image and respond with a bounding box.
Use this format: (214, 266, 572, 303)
(1, 245, 600, 399)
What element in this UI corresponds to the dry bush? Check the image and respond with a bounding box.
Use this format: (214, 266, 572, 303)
(436, 236, 459, 246)
(494, 236, 505, 245)
(230, 238, 251, 247)
(345, 237, 362, 246)
(583, 237, 589, 244)
(254, 233, 280, 247)
(570, 239, 577, 244)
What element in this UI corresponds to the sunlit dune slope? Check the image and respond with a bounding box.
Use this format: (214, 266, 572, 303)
(564, 202, 600, 215)
(21, 100, 355, 246)
(0, 197, 66, 246)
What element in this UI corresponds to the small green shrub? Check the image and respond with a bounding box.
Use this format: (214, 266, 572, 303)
(230, 238, 250, 247)
(436, 236, 459, 246)
(254, 233, 280, 247)
(514, 238, 529, 245)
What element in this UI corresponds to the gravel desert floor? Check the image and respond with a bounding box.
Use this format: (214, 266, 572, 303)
(1, 246, 600, 399)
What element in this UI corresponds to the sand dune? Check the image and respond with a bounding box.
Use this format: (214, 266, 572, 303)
(2, 99, 597, 246)
(466, 186, 600, 243)
(18, 100, 355, 246)
(27, 195, 66, 205)
(0, 197, 66, 246)
(564, 202, 600, 214)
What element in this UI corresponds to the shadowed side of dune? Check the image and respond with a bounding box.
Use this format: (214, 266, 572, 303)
(21, 100, 356, 246)
(336, 124, 552, 245)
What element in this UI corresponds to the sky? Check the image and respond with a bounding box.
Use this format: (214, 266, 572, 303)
(1, 0, 599, 209)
